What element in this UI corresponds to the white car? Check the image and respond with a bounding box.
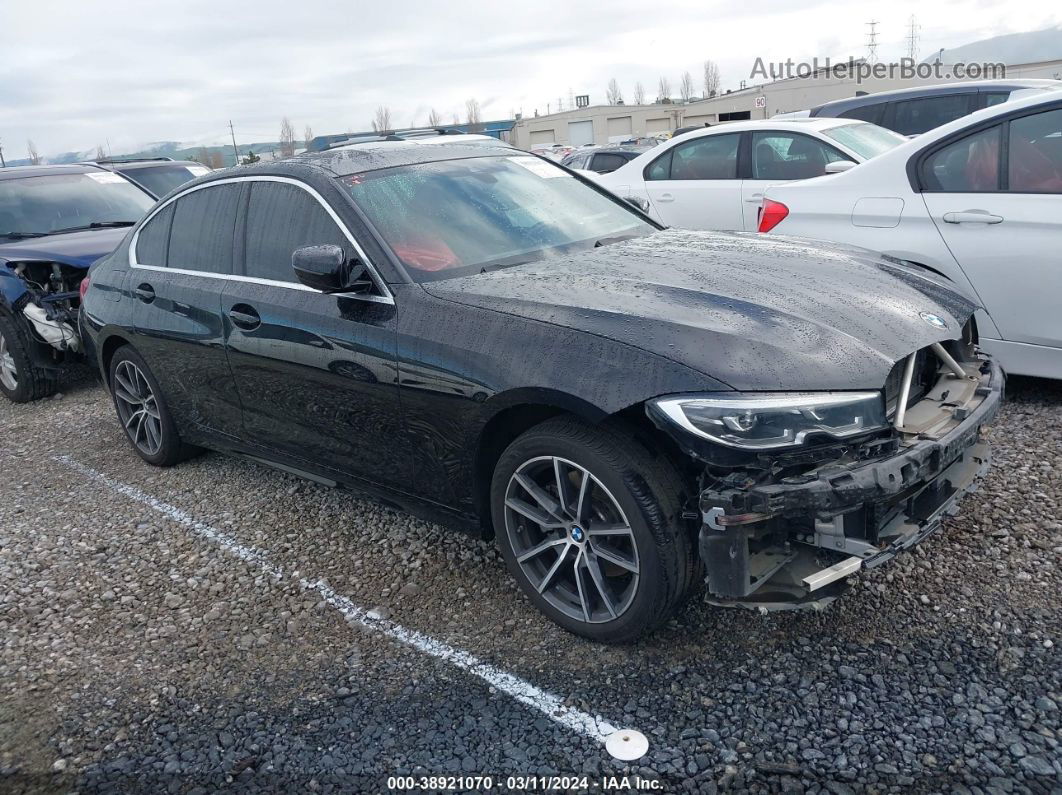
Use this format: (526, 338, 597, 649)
(591, 118, 907, 231)
(760, 91, 1062, 380)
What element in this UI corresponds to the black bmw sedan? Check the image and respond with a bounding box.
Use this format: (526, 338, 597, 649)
(80, 141, 1002, 642)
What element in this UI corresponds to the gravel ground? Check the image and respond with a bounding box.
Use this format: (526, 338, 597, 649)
(0, 372, 1059, 794)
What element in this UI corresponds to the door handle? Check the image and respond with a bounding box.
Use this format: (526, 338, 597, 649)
(656, 193, 675, 202)
(942, 210, 1003, 224)
(745, 193, 765, 204)
(134, 283, 155, 303)
(228, 304, 261, 331)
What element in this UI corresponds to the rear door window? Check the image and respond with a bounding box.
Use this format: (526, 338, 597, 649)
(891, 94, 973, 136)
(591, 152, 629, 173)
(920, 125, 1002, 192)
(134, 203, 174, 267)
(242, 182, 350, 283)
(663, 133, 740, 180)
(836, 103, 884, 125)
(750, 132, 848, 180)
(167, 184, 241, 274)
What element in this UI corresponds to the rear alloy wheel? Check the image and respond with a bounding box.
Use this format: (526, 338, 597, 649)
(492, 416, 695, 643)
(112, 359, 164, 457)
(108, 346, 198, 466)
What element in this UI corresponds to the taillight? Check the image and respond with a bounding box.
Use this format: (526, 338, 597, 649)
(758, 199, 789, 233)
(78, 274, 91, 302)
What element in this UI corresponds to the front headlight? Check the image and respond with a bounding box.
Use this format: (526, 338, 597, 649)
(647, 392, 887, 450)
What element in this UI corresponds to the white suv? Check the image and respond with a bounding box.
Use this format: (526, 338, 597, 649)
(759, 91, 1062, 380)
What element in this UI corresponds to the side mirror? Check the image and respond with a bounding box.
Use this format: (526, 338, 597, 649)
(292, 245, 372, 294)
(824, 160, 857, 174)
(624, 195, 650, 213)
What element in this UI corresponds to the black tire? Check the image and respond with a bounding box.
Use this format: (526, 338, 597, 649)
(0, 309, 59, 403)
(491, 416, 696, 643)
(107, 345, 199, 467)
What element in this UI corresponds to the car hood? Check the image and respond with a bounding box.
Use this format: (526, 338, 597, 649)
(421, 229, 978, 391)
(0, 227, 130, 269)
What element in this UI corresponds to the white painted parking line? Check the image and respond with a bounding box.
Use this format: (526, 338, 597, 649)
(55, 455, 638, 754)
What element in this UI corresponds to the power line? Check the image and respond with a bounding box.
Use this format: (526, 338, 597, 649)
(865, 20, 879, 65)
(906, 15, 920, 61)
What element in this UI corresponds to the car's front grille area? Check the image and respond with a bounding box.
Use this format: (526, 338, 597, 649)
(884, 347, 940, 418)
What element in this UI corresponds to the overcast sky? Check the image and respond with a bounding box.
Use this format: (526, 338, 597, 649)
(2, 0, 1059, 158)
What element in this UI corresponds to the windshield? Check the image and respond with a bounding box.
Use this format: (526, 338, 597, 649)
(821, 122, 907, 160)
(342, 155, 654, 281)
(116, 164, 211, 197)
(0, 172, 154, 240)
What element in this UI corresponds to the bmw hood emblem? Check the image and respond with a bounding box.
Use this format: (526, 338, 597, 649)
(919, 312, 948, 330)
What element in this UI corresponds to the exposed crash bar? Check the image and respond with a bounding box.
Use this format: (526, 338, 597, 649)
(931, 342, 969, 379)
(894, 351, 917, 429)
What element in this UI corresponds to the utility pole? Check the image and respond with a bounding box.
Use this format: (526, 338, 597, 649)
(865, 20, 879, 64)
(905, 15, 920, 61)
(229, 121, 239, 165)
(0, 141, 5, 168)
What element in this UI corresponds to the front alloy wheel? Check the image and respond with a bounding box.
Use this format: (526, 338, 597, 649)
(492, 417, 696, 643)
(504, 456, 640, 623)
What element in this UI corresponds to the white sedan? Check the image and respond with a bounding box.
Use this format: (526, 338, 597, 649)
(760, 91, 1062, 380)
(590, 118, 906, 231)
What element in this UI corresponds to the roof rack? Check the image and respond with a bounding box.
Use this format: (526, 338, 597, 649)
(91, 156, 175, 164)
(320, 128, 464, 152)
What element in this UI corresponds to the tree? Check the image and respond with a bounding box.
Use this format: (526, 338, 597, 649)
(465, 98, 482, 132)
(27, 140, 40, 165)
(656, 76, 672, 103)
(679, 71, 696, 103)
(427, 108, 442, 127)
(606, 78, 623, 105)
(241, 150, 261, 165)
(208, 151, 225, 169)
(95, 144, 107, 160)
(372, 106, 393, 133)
(633, 82, 646, 104)
(303, 125, 314, 147)
(703, 60, 721, 98)
(279, 117, 296, 157)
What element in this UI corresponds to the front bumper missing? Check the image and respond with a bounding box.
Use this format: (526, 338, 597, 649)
(698, 357, 1003, 611)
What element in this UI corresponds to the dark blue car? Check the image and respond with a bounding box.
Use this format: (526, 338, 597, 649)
(0, 164, 155, 401)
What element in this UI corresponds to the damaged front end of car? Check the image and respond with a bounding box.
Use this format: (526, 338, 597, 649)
(647, 324, 1002, 611)
(2, 259, 85, 361)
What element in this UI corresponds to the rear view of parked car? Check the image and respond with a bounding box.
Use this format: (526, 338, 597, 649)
(593, 119, 906, 231)
(0, 164, 155, 402)
(761, 90, 1062, 380)
(81, 142, 1000, 642)
(90, 157, 213, 199)
(807, 79, 1062, 136)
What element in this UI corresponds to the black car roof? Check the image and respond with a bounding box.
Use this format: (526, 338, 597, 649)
(216, 142, 518, 181)
(0, 163, 106, 181)
(811, 79, 1054, 116)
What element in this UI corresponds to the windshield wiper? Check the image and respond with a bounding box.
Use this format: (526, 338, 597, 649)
(593, 233, 641, 248)
(1, 231, 49, 240)
(50, 221, 138, 234)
